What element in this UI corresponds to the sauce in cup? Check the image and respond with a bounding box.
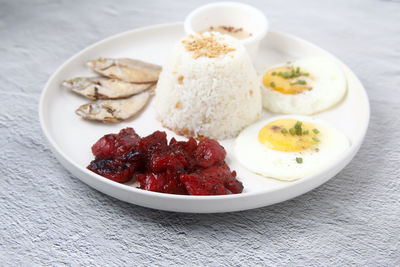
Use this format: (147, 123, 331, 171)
(201, 25, 253, 40)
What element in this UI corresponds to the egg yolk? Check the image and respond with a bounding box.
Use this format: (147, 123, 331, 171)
(258, 119, 320, 152)
(263, 66, 313, 94)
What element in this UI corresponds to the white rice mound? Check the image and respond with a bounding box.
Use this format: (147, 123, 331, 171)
(154, 32, 261, 139)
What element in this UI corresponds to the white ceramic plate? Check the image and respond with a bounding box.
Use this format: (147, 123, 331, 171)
(39, 23, 369, 213)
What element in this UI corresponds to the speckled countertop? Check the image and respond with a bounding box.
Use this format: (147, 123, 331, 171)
(1, 0, 399, 265)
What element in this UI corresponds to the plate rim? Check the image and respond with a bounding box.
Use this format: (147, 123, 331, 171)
(39, 22, 370, 212)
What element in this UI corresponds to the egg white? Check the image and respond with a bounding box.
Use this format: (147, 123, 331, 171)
(260, 57, 347, 115)
(234, 115, 350, 181)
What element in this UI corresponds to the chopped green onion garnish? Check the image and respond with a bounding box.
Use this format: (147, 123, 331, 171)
(303, 73, 309, 76)
(303, 130, 309, 135)
(296, 67, 300, 74)
(289, 128, 295, 135)
(290, 80, 308, 86)
(272, 72, 276, 76)
(297, 80, 307, 85)
(313, 128, 320, 134)
(281, 128, 288, 134)
(308, 87, 313, 91)
(296, 157, 303, 164)
(270, 81, 276, 88)
(312, 137, 320, 142)
(294, 121, 302, 136)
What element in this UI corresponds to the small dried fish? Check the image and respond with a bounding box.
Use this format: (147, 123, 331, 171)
(75, 91, 151, 122)
(62, 77, 154, 100)
(87, 58, 161, 83)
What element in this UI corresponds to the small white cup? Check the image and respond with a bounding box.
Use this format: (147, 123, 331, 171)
(184, 2, 269, 59)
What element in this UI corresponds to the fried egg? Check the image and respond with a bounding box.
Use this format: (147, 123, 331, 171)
(234, 115, 350, 181)
(260, 57, 347, 114)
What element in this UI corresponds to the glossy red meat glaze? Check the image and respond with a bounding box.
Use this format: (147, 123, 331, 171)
(87, 128, 243, 195)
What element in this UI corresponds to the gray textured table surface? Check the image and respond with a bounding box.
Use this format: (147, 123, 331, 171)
(1, 0, 399, 265)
